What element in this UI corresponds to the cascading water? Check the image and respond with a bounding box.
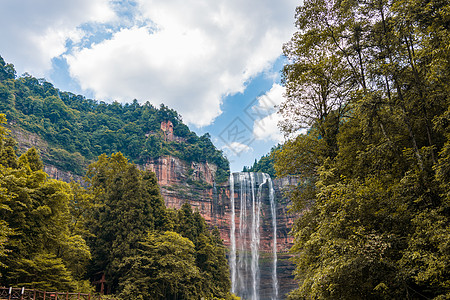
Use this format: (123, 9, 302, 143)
(229, 174, 237, 294)
(268, 175, 278, 300)
(229, 172, 278, 300)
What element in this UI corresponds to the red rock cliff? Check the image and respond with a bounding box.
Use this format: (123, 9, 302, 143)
(144, 155, 296, 253)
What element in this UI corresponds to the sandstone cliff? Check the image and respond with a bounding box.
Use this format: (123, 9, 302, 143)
(144, 154, 296, 253)
(8, 121, 295, 253)
(7, 123, 84, 183)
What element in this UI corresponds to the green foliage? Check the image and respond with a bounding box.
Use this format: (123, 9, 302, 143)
(85, 154, 231, 298)
(243, 144, 280, 177)
(0, 117, 91, 291)
(119, 231, 202, 300)
(0, 59, 229, 179)
(279, 0, 450, 298)
(9, 253, 78, 291)
(84, 153, 165, 293)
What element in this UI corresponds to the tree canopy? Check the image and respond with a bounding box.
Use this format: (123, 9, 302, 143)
(277, 0, 450, 298)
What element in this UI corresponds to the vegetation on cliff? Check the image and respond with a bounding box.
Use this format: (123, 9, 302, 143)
(277, 0, 450, 298)
(0, 115, 234, 299)
(0, 58, 229, 182)
(242, 145, 280, 178)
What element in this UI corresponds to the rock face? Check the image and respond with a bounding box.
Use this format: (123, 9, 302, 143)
(145, 158, 298, 298)
(44, 165, 83, 183)
(9, 121, 298, 298)
(7, 124, 84, 183)
(144, 155, 296, 253)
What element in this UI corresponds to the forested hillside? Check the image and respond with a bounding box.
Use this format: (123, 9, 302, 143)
(0, 115, 235, 299)
(242, 144, 280, 177)
(277, 0, 450, 299)
(0, 57, 229, 181)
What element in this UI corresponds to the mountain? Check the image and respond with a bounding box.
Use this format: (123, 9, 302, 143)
(1, 54, 298, 298)
(0, 55, 229, 183)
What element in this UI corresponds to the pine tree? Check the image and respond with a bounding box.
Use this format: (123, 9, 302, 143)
(85, 153, 166, 293)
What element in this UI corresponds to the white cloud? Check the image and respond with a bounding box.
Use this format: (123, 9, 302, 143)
(1, 0, 297, 127)
(252, 83, 285, 143)
(0, 0, 116, 76)
(222, 142, 253, 156)
(65, 0, 297, 126)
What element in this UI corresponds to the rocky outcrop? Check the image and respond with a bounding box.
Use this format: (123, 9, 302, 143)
(7, 124, 85, 184)
(7, 123, 48, 154)
(160, 120, 174, 141)
(44, 165, 83, 183)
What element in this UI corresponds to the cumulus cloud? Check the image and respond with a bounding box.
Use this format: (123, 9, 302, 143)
(222, 142, 253, 156)
(251, 83, 285, 143)
(1, 0, 297, 127)
(0, 0, 116, 76)
(65, 0, 297, 126)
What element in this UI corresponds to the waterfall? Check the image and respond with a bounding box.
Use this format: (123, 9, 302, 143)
(268, 175, 278, 299)
(251, 173, 260, 300)
(229, 172, 278, 300)
(229, 173, 237, 293)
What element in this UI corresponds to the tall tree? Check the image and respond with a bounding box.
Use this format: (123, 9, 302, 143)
(0, 116, 91, 291)
(85, 152, 167, 293)
(278, 0, 450, 298)
(119, 231, 202, 300)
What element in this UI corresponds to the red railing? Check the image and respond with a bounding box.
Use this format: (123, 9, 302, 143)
(0, 287, 115, 300)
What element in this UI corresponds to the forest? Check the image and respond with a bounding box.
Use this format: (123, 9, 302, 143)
(0, 61, 229, 182)
(274, 0, 450, 298)
(0, 114, 236, 299)
(242, 145, 280, 177)
(0, 0, 449, 298)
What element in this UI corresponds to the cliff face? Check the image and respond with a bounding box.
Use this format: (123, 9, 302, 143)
(144, 155, 296, 253)
(8, 124, 84, 183)
(8, 122, 295, 253)
(44, 165, 83, 183)
(145, 161, 297, 298)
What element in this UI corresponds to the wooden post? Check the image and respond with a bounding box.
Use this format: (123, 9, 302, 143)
(99, 273, 105, 295)
(88, 293, 91, 300)
(33, 289, 36, 300)
(43, 291, 46, 300)
(66, 291, 69, 300)
(77, 292, 80, 300)
(8, 287, 11, 300)
(20, 287, 24, 300)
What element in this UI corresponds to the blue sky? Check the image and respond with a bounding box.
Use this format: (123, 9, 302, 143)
(0, 0, 298, 171)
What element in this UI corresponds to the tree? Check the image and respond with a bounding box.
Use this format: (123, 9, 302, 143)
(120, 231, 202, 300)
(0, 56, 16, 81)
(0, 120, 91, 291)
(173, 203, 231, 298)
(85, 152, 167, 293)
(279, 0, 450, 298)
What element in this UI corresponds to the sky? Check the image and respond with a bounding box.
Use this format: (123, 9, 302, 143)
(0, 0, 298, 171)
